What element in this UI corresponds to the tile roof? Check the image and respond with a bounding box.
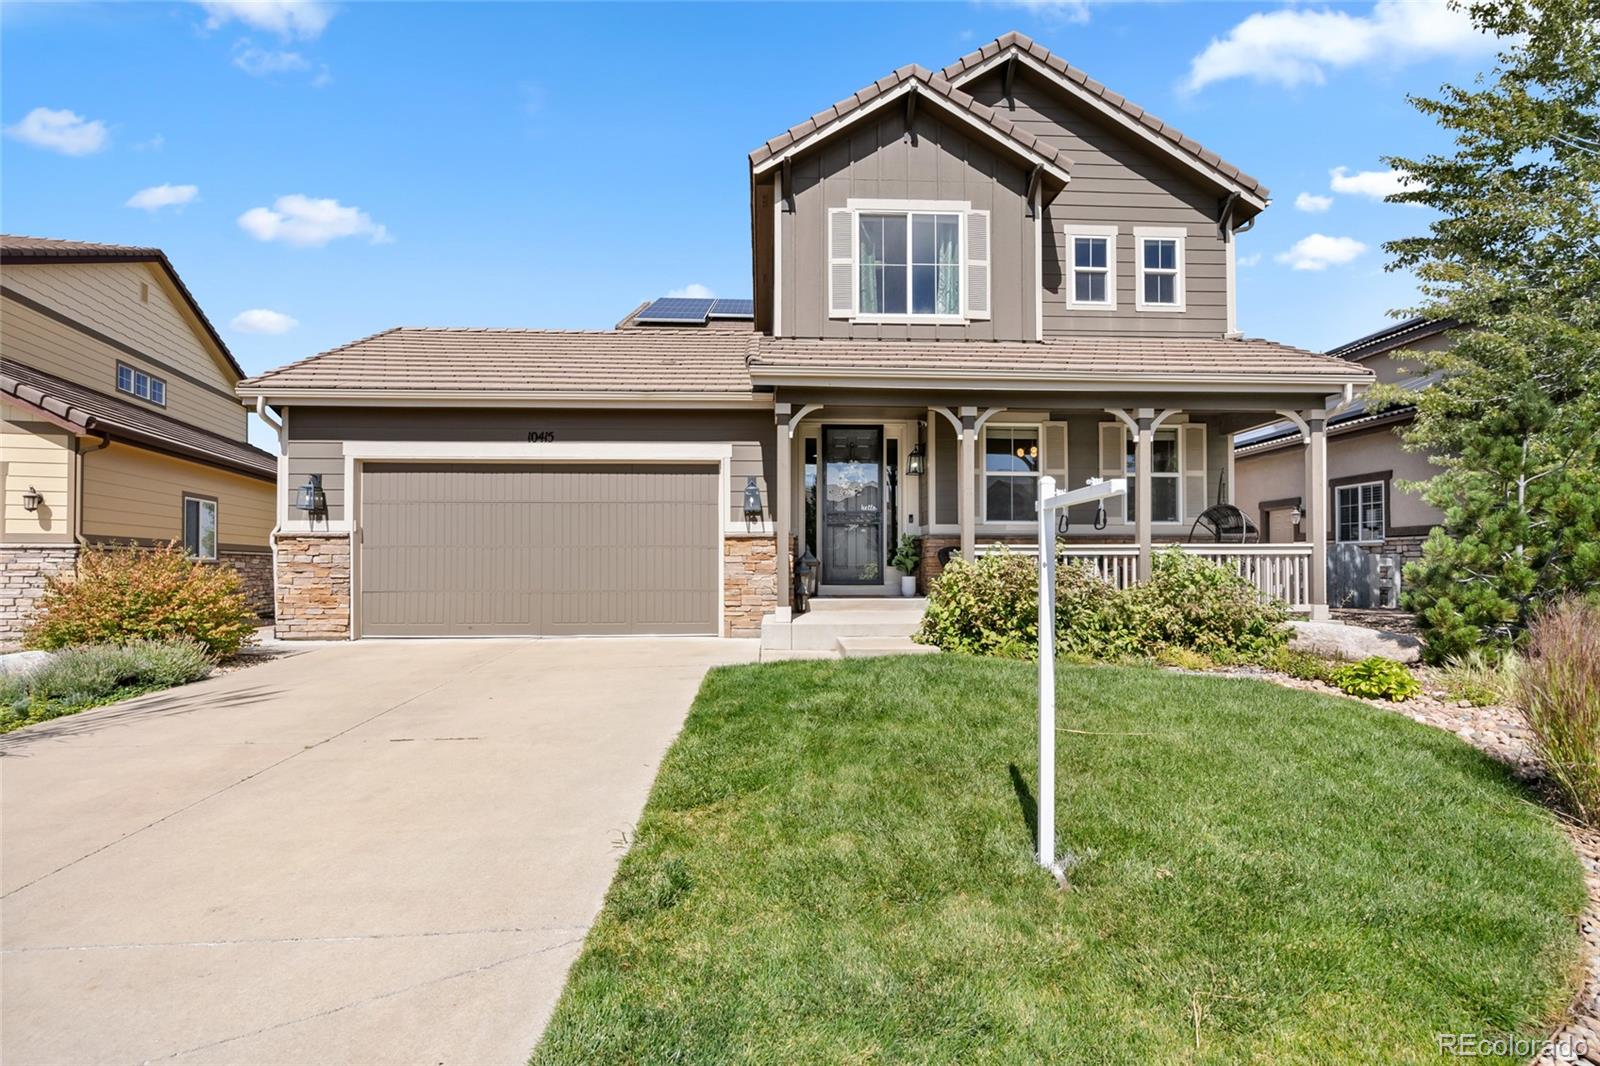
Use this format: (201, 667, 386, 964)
(239, 327, 761, 396)
(2, 360, 276, 479)
(1, 234, 245, 381)
(749, 336, 1371, 385)
(240, 329, 1370, 398)
(939, 31, 1270, 201)
(749, 64, 1072, 178)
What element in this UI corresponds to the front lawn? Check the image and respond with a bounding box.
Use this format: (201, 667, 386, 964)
(533, 657, 1584, 1064)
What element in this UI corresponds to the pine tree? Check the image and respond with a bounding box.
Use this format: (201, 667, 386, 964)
(1379, 0, 1600, 661)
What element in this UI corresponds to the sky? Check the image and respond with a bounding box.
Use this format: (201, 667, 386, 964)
(2, 1, 1503, 452)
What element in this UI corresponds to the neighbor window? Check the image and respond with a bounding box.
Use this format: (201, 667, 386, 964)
(1125, 429, 1181, 523)
(1066, 225, 1117, 309)
(1135, 228, 1185, 311)
(1336, 482, 1385, 543)
(858, 211, 960, 317)
(117, 362, 166, 406)
(183, 496, 218, 560)
(983, 425, 1041, 523)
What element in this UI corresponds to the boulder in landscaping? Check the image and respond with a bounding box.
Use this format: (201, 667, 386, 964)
(1288, 621, 1422, 664)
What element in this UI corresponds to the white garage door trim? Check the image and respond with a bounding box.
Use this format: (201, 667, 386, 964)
(344, 441, 734, 639)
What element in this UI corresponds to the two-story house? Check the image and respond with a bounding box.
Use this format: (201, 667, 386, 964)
(1, 236, 277, 643)
(238, 32, 1371, 643)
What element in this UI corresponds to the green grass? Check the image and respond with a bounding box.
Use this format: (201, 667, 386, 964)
(533, 657, 1585, 1065)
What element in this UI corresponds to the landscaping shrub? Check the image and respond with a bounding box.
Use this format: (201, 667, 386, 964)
(1518, 599, 1600, 826)
(915, 546, 1289, 662)
(1439, 648, 1522, 707)
(1332, 657, 1423, 702)
(1, 638, 215, 733)
(1261, 646, 1343, 685)
(26, 543, 256, 658)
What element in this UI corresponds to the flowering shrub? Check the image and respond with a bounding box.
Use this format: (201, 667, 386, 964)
(26, 544, 256, 658)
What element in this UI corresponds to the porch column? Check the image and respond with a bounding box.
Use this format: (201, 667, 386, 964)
(773, 403, 791, 617)
(1134, 408, 1154, 582)
(1303, 410, 1330, 619)
(959, 406, 978, 560)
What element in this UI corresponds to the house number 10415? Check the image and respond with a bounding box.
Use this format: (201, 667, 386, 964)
(527, 431, 556, 443)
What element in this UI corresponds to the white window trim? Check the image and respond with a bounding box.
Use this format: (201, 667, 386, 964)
(1065, 224, 1118, 311)
(1134, 226, 1186, 313)
(845, 198, 970, 324)
(183, 495, 218, 561)
(1335, 480, 1386, 545)
(980, 422, 1044, 527)
(117, 361, 167, 407)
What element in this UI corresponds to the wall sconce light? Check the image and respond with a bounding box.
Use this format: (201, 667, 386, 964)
(21, 486, 43, 513)
(1289, 505, 1303, 526)
(743, 476, 764, 521)
(906, 442, 926, 477)
(293, 474, 327, 517)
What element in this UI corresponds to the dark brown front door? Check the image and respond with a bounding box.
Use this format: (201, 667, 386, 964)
(820, 426, 884, 586)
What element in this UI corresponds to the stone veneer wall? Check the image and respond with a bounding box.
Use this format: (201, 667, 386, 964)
(218, 549, 273, 620)
(274, 533, 351, 640)
(0, 544, 79, 647)
(724, 534, 777, 638)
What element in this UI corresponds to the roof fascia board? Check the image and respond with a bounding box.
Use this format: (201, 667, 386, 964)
(752, 80, 1071, 185)
(240, 390, 775, 409)
(746, 369, 1371, 392)
(947, 49, 1267, 209)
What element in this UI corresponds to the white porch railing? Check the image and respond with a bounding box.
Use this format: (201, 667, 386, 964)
(976, 542, 1312, 607)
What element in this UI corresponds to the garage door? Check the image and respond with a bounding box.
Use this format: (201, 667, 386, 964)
(358, 463, 720, 637)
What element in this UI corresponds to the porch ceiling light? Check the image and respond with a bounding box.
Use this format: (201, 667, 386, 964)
(907, 443, 926, 477)
(743, 476, 764, 521)
(21, 486, 43, 512)
(293, 473, 327, 516)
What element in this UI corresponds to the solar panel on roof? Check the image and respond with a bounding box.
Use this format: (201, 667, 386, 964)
(636, 297, 714, 324)
(709, 298, 754, 319)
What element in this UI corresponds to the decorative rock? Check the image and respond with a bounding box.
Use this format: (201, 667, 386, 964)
(1288, 620, 1423, 663)
(0, 649, 53, 677)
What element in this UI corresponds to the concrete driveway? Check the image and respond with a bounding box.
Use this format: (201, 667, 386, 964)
(0, 637, 757, 1065)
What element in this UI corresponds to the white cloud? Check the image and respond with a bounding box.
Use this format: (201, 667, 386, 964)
(1237, 252, 1262, 267)
(133, 134, 165, 152)
(1183, 0, 1496, 93)
(1294, 192, 1333, 213)
(1329, 165, 1417, 201)
(975, 0, 1091, 25)
(4, 107, 108, 155)
(238, 195, 393, 247)
(126, 184, 199, 212)
(230, 308, 299, 334)
(666, 283, 715, 299)
(197, 0, 333, 40)
(233, 43, 310, 76)
(1275, 234, 1368, 271)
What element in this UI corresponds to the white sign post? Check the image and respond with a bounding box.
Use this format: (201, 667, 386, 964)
(1034, 474, 1127, 874)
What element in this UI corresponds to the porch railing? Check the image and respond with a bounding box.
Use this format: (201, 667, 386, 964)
(976, 542, 1312, 608)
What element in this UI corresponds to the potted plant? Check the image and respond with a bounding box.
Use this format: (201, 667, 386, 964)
(891, 534, 922, 596)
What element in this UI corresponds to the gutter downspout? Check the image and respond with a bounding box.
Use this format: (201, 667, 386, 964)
(255, 396, 286, 632)
(73, 428, 112, 548)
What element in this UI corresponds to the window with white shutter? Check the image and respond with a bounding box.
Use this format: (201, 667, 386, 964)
(1097, 423, 1126, 525)
(834, 200, 987, 324)
(1182, 424, 1207, 520)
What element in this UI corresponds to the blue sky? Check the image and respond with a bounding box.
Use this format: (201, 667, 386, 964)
(3, 1, 1499, 450)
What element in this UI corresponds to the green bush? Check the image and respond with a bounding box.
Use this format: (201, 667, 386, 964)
(1, 638, 215, 733)
(1518, 599, 1600, 827)
(1439, 649, 1522, 707)
(1331, 657, 1423, 702)
(1261, 646, 1343, 685)
(26, 543, 257, 658)
(915, 546, 1289, 663)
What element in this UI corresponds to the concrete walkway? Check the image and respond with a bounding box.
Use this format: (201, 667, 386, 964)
(0, 637, 757, 1065)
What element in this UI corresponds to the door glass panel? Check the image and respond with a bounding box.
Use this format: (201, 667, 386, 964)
(821, 427, 884, 586)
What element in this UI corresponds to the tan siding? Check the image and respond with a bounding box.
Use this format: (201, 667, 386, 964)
(285, 407, 774, 525)
(1, 296, 246, 440)
(3, 262, 236, 391)
(967, 70, 1233, 339)
(81, 442, 273, 548)
(780, 106, 1035, 341)
(1, 402, 74, 541)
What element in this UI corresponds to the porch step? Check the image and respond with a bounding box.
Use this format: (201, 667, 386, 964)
(836, 637, 940, 659)
(759, 596, 926, 653)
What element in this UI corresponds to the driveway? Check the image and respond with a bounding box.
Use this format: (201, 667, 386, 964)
(0, 637, 757, 1065)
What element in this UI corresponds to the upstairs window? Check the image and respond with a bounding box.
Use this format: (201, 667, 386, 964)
(117, 362, 166, 406)
(858, 212, 960, 317)
(1135, 228, 1185, 312)
(1066, 224, 1118, 310)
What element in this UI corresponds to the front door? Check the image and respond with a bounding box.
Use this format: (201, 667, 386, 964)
(820, 426, 884, 586)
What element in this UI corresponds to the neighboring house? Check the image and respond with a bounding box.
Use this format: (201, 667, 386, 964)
(238, 31, 1371, 643)
(1233, 317, 1451, 606)
(1, 236, 277, 643)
